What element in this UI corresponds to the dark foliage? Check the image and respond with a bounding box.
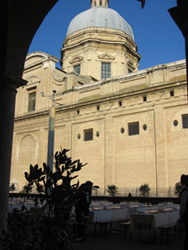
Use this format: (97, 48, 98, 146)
(107, 185, 118, 196)
(139, 184, 150, 197)
(0, 149, 89, 250)
(174, 181, 183, 197)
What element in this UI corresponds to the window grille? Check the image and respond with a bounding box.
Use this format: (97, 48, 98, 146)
(128, 122, 139, 136)
(101, 62, 111, 80)
(84, 129, 93, 141)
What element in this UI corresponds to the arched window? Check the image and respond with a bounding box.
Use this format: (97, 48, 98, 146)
(100, 0, 102, 6)
(94, 1, 96, 6)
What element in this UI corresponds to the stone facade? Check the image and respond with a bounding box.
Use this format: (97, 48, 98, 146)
(11, 53, 187, 196)
(10, 2, 188, 196)
(61, 27, 140, 79)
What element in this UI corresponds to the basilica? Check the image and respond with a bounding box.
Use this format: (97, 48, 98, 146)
(11, 0, 187, 196)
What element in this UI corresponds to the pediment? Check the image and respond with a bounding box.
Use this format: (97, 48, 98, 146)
(69, 56, 84, 64)
(98, 53, 115, 61)
(26, 75, 41, 85)
(25, 52, 49, 67)
(24, 52, 58, 69)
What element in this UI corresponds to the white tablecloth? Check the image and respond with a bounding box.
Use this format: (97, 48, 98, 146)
(90, 207, 130, 223)
(132, 210, 179, 230)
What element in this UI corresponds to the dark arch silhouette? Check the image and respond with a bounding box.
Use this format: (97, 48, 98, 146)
(0, 0, 58, 233)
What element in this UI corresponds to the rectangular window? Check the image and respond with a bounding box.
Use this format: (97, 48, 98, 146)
(143, 96, 147, 102)
(128, 122, 139, 136)
(182, 114, 188, 129)
(84, 128, 93, 141)
(28, 92, 36, 112)
(101, 62, 111, 80)
(74, 64, 81, 75)
(170, 90, 174, 97)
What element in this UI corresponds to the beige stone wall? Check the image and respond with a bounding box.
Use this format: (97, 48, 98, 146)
(61, 28, 140, 80)
(11, 54, 187, 196)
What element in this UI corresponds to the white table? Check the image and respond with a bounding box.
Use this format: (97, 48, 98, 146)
(132, 210, 179, 230)
(90, 207, 130, 223)
(89, 207, 130, 237)
(131, 209, 179, 242)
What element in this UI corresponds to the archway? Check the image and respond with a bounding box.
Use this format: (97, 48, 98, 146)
(0, 0, 58, 233)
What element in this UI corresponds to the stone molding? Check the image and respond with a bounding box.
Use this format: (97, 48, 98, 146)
(98, 53, 115, 61)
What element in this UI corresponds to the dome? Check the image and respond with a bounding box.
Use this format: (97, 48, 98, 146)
(66, 7, 134, 40)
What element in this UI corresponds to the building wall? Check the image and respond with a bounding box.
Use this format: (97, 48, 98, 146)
(61, 28, 140, 80)
(11, 54, 187, 196)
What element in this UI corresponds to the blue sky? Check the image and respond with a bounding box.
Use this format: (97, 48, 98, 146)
(28, 0, 185, 70)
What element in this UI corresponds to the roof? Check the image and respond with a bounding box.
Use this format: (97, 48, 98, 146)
(66, 7, 134, 40)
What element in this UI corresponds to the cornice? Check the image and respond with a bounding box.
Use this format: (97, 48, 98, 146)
(14, 79, 187, 128)
(15, 109, 49, 122)
(63, 28, 136, 48)
(64, 28, 136, 45)
(62, 38, 140, 62)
